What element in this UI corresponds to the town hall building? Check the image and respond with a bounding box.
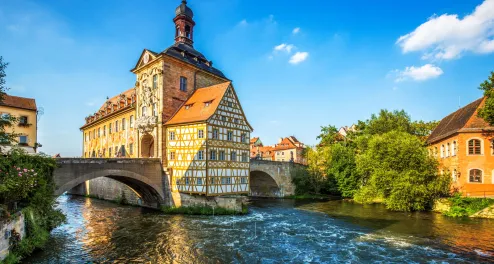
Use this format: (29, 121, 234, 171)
(81, 0, 252, 196)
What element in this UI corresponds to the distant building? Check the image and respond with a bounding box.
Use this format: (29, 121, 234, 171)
(250, 136, 306, 164)
(0, 94, 38, 153)
(338, 124, 356, 138)
(427, 97, 494, 197)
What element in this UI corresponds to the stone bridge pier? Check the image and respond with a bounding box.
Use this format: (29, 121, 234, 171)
(249, 160, 301, 197)
(54, 158, 170, 208)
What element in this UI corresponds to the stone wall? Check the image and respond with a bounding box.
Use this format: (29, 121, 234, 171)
(0, 212, 25, 261)
(171, 192, 246, 213)
(68, 177, 144, 206)
(250, 160, 301, 197)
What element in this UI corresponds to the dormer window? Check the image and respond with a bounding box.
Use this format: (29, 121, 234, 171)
(185, 104, 193, 110)
(204, 100, 213, 107)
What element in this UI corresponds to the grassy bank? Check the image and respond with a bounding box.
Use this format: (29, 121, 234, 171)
(160, 205, 248, 215)
(443, 194, 494, 217)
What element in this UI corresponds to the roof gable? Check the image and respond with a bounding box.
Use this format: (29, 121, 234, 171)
(165, 82, 230, 125)
(427, 97, 485, 144)
(132, 49, 159, 72)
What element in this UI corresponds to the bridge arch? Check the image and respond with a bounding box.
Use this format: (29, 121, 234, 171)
(249, 170, 282, 197)
(54, 158, 166, 208)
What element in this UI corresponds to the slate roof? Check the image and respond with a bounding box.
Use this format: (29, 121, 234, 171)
(165, 82, 231, 125)
(427, 97, 485, 144)
(161, 43, 227, 79)
(0, 94, 37, 111)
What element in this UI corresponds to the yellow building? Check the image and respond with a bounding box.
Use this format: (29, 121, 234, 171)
(81, 1, 253, 196)
(0, 94, 38, 153)
(166, 82, 252, 195)
(81, 89, 137, 158)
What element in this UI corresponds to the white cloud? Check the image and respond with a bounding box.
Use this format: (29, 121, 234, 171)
(289, 52, 309, 65)
(237, 19, 248, 26)
(274, 43, 295, 53)
(391, 64, 443, 82)
(396, 0, 494, 60)
(292, 27, 300, 34)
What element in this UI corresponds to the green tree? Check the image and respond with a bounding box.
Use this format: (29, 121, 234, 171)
(327, 143, 360, 198)
(477, 71, 494, 125)
(354, 131, 450, 211)
(316, 125, 342, 147)
(0, 56, 17, 148)
(411, 120, 440, 141)
(358, 109, 414, 135)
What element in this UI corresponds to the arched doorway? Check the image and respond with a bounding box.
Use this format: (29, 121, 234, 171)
(250, 170, 281, 197)
(141, 134, 154, 158)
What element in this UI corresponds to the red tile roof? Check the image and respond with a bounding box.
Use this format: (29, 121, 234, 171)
(427, 97, 492, 144)
(166, 82, 231, 125)
(0, 94, 37, 111)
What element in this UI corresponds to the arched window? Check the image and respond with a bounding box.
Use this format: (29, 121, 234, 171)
(452, 141, 457, 156)
(185, 25, 191, 38)
(446, 143, 450, 157)
(468, 139, 482, 155)
(469, 169, 482, 183)
(452, 169, 457, 182)
(441, 145, 445, 158)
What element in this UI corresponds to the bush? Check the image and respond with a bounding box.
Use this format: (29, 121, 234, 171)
(444, 193, 494, 217)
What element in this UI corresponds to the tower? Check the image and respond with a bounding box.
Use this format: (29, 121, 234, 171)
(174, 0, 195, 46)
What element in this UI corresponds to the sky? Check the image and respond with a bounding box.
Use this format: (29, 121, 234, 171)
(1, 0, 494, 156)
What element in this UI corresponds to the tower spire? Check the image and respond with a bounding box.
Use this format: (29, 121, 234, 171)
(174, 0, 195, 46)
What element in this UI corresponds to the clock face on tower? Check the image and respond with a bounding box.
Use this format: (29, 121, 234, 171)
(143, 53, 150, 64)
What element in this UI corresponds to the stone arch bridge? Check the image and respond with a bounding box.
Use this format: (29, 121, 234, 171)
(53, 158, 302, 207)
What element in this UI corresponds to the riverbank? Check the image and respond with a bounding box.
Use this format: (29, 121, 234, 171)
(434, 195, 494, 218)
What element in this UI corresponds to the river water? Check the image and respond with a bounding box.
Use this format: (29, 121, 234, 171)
(24, 195, 494, 263)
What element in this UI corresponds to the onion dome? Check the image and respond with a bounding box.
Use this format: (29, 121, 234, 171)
(175, 0, 193, 18)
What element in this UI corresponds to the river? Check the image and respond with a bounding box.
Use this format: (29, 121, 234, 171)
(24, 195, 494, 263)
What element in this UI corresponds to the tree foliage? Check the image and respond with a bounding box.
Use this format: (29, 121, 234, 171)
(477, 71, 494, 125)
(0, 56, 17, 148)
(295, 108, 449, 211)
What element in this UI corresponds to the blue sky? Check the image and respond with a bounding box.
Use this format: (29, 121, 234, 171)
(1, 0, 493, 156)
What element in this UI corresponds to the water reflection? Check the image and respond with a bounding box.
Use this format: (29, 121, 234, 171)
(24, 196, 494, 263)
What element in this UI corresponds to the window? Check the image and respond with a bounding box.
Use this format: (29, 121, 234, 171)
(434, 147, 438, 157)
(241, 177, 247, 184)
(98, 128, 101, 138)
(109, 147, 112, 157)
(221, 116, 227, 122)
(169, 131, 175, 140)
(122, 118, 126, 130)
(19, 135, 27, 144)
(234, 118, 239, 124)
(115, 120, 119, 132)
(180, 76, 187, 92)
(129, 143, 134, 155)
(282, 152, 285, 155)
(222, 177, 232, 184)
(230, 151, 237, 161)
(205, 100, 212, 107)
(211, 177, 215, 185)
(452, 141, 456, 156)
(170, 151, 176, 160)
(469, 169, 482, 183)
(198, 150, 204, 160)
(210, 150, 217, 160)
(185, 104, 192, 110)
(228, 102, 232, 107)
(103, 125, 106, 136)
(227, 131, 233, 141)
(85, 133, 88, 142)
(446, 143, 450, 157)
(240, 133, 246, 143)
(212, 129, 219, 139)
(198, 129, 204, 138)
(142, 106, 147, 117)
(197, 178, 203, 185)
(130, 115, 134, 128)
(185, 178, 190, 185)
(152, 103, 157, 117)
(1, 113, 10, 120)
(185, 25, 191, 38)
(468, 139, 482, 155)
(109, 123, 112, 134)
(242, 152, 248, 162)
(440, 145, 444, 158)
(153, 74, 158, 89)
(219, 151, 225, 161)
(19, 116, 28, 125)
(452, 169, 457, 182)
